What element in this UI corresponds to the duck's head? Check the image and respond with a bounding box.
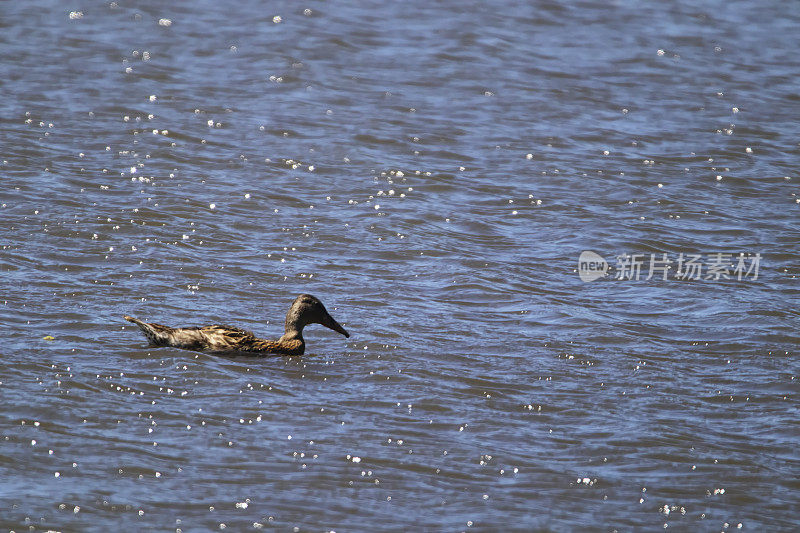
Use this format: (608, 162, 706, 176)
(285, 294, 350, 338)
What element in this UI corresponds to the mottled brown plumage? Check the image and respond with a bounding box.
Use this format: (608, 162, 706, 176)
(124, 294, 349, 356)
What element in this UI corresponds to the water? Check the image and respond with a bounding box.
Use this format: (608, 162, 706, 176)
(1, 0, 798, 530)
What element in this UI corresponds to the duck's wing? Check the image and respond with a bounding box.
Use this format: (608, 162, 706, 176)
(200, 325, 254, 337)
(195, 325, 258, 352)
(200, 325, 304, 356)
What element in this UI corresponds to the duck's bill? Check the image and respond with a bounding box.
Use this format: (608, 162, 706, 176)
(322, 314, 350, 338)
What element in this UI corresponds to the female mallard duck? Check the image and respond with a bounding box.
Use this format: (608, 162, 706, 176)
(124, 294, 349, 356)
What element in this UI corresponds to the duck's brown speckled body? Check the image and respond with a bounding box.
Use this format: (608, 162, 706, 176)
(124, 294, 349, 356)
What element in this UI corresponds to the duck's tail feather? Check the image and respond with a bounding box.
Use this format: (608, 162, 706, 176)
(124, 315, 169, 346)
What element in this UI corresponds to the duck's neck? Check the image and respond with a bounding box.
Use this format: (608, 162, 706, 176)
(282, 305, 306, 343)
(280, 325, 304, 343)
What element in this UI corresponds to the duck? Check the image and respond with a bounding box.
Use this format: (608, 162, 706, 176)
(123, 294, 349, 356)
